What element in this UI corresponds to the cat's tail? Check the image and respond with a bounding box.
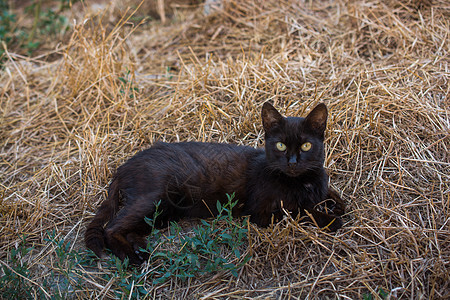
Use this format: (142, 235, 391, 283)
(84, 177, 120, 258)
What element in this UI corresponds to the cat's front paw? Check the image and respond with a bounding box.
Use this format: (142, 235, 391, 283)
(129, 249, 149, 266)
(105, 230, 148, 266)
(326, 188, 346, 216)
(305, 208, 343, 231)
(127, 232, 149, 265)
(324, 216, 343, 232)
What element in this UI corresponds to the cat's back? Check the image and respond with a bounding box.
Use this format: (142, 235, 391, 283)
(118, 141, 261, 181)
(116, 141, 262, 206)
(135, 141, 258, 162)
(164, 141, 258, 162)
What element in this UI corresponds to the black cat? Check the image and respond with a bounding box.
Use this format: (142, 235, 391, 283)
(85, 102, 345, 264)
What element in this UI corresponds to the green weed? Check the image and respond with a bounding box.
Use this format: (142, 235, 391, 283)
(363, 287, 389, 300)
(0, 195, 250, 299)
(143, 194, 251, 285)
(119, 70, 140, 99)
(0, 0, 75, 64)
(0, 235, 35, 299)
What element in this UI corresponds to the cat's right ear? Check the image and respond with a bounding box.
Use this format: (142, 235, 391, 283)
(262, 102, 284, 131)
(304, 103, 328, 137)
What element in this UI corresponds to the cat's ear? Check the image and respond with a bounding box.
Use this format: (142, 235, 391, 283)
(262, 102, 284, 131)
(304, 103, 328, 137)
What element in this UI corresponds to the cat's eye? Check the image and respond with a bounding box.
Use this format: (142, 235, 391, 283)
(276, 142, 286, 151)
(301, 142, 312, 152)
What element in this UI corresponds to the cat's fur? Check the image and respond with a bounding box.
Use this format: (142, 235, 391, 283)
(85, 102, 345, 264)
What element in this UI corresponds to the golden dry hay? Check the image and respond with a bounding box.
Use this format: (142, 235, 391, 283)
(0, 0, 448, 298)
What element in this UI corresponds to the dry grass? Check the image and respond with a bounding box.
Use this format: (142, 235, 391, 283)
(0, 0, 449, 298)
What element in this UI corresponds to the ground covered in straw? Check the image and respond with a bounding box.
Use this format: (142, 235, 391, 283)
(0, 0, 449, 299)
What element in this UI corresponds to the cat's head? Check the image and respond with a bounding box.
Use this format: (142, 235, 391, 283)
(261, 102, 327, 177)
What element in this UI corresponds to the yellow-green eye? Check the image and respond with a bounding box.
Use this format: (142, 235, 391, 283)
(276, 142, 286, 151)
(301, 142, 312, 152)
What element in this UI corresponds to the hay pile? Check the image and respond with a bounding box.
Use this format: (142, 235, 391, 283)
(0, 0, 448, 298)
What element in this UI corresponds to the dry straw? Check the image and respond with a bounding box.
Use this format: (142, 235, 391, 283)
(0, 0, 448, 298)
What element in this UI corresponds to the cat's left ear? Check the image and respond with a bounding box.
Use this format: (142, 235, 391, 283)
(304, 103, 328, 137)
(262, 102, 284, 132)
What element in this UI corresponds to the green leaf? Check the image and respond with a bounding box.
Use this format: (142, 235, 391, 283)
(234, 249, 241, 258)
(220, 233, 232, 241)
(231, 268, 238, 277)
(379, 288, 388, 299)
(216, 201, 222, 213)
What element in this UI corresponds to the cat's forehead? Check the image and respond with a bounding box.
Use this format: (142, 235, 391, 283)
(266, 116, 309, 143)
(284, 116, 306, 134)
(285, 116, 305, 125)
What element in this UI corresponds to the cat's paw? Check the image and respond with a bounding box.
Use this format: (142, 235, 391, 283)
(127, 233, 149, 265)
(127, 250, 149, 266)
(323, 216, 342, 232)
(130, 245, 149, 265)
(326, 188, 346, 216)
(105, 230, 146, 265)
(110, 244, 148, 266)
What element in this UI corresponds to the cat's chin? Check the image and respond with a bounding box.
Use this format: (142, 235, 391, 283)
(283, 169, 304, 177)
(281, 165, 318, 177)
(270, 167, 301, 177)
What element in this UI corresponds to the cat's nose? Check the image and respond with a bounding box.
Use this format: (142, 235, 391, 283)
(288, 155, 297, 167)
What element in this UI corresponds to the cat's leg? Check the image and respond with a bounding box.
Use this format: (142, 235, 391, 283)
(249, 212, 273, 228)
(104, 197, 157, 265)
(126, 228, 150, 262)
(303, 208, 343, 231)
(299, 188, 345, 231)
(326, 188, 346, 216)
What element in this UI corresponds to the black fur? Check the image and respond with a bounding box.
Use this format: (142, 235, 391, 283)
(85, 103, 345, 264)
